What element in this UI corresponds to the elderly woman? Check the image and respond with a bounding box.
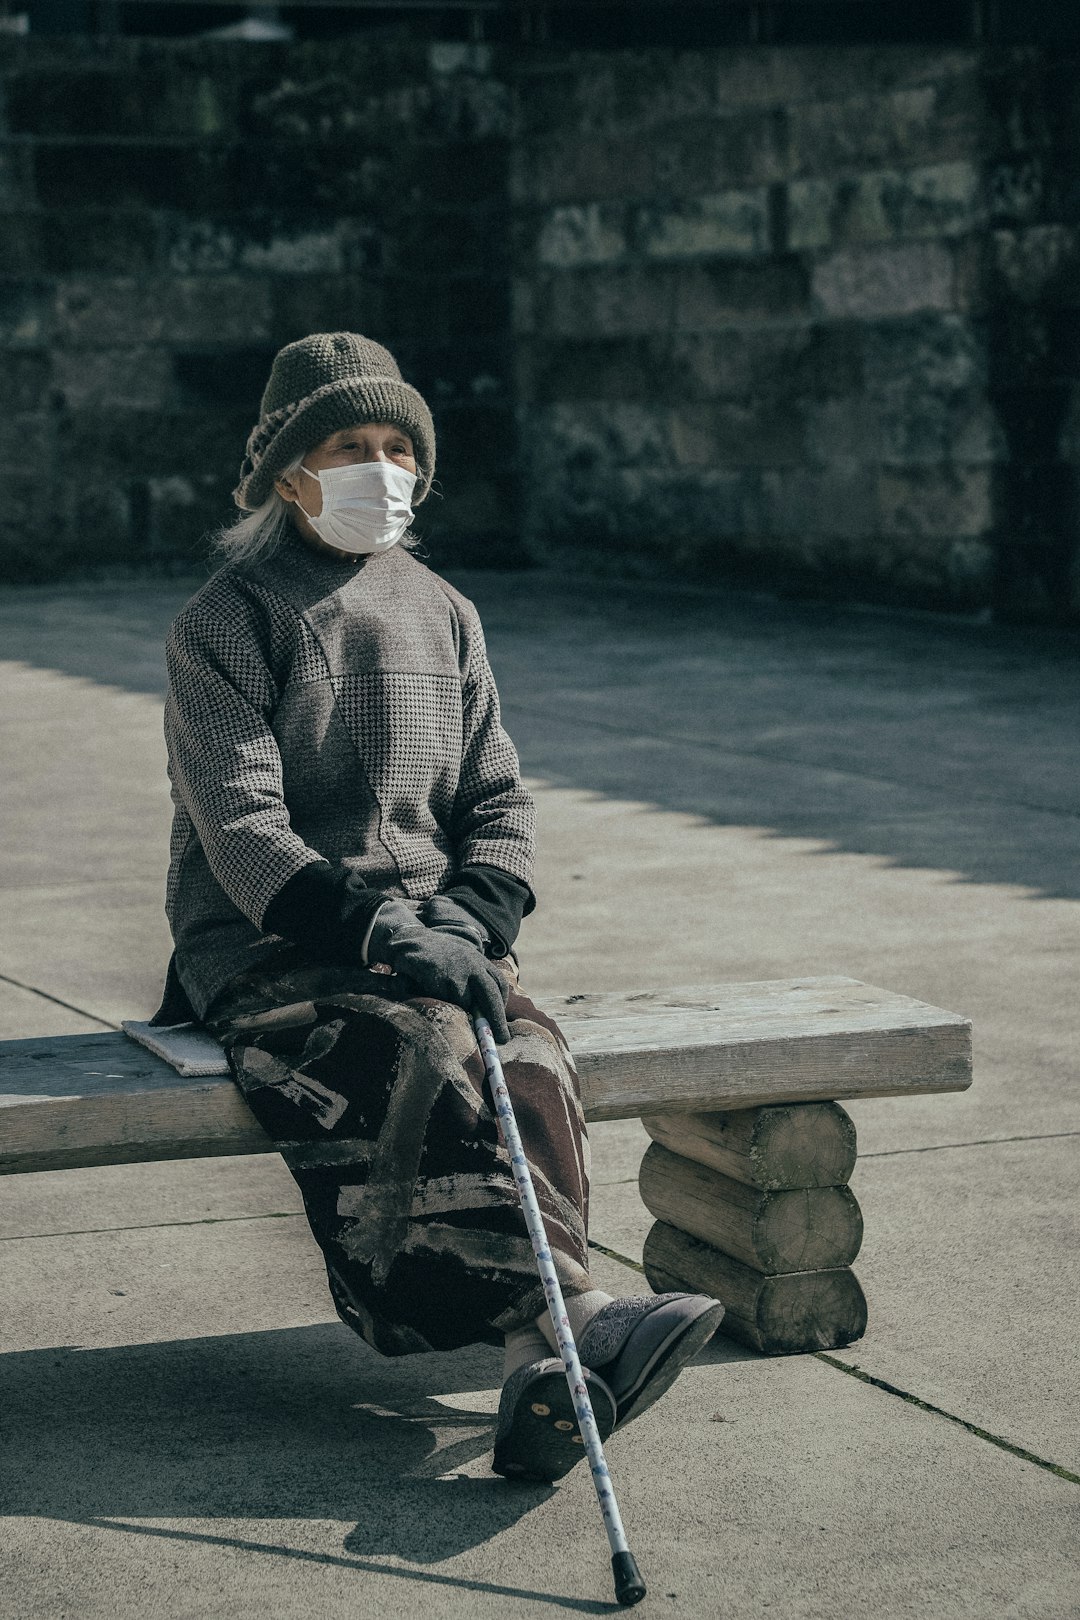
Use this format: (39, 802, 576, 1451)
(154, 332, 722, 1482)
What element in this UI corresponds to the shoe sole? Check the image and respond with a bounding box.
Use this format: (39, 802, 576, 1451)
(492, 1367, 616, 1483)
(615, 1300, 726, 1429)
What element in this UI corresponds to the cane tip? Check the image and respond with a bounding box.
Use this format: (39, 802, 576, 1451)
(612, 1550, 647, 1606)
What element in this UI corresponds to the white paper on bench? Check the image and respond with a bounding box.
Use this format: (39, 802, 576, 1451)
(121, 1020, 230, 1077)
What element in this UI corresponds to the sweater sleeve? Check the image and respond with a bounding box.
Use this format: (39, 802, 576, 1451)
(443, 864, 535, 958)
(450, 605, 536, 888)
(164, 594, 342, 932)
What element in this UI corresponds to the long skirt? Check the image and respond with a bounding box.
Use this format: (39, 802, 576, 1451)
(206, 953, 592, 1356)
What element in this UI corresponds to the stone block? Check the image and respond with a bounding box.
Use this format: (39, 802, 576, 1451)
(510, 133, 632, 208)
(172, 349, 277, 411)
(664, 324, 863, 401)
(670, 399, 805, 467)
(0, 143, 35, 208)
(878, 382, 1005, 465)
(1057, 385, 1080, 465)
(519, 335, 689, 406)
(675, 258, 809, 327)
(990, 226, 1080, 307)
(34, 143, 232, 212)
(763, 464, 877, 540)
(526, 400, 672, 472)
(536, 203, 627, 269)
(165, 213, 377, 279)
(812, 242, 955, 319)
(68, 481, 139, 568)
(788, 161, 983, 253)
(862, 312, 984, 392)
(412, 206, 498, 279)
(991, 385, 1074, 464)
(986, 158, 1046, 228)
(0, 474, 49, 582)
(789, 77, 983, 177)
(5, 68, 232, 139)
(801, 397, 883, 467)
(135, 471, 232, 565)
(40, 209, 160, 275)
(517, 52, 717, 140)
(877, 464, 993, 538)
(712, 46, 978, 112)
(785, 177, 835, 253)
(50, 348, 174, 412)
(513, 108, 790, 209)
(538, 265, 680, 340)
(510, 275, 536, 336)
(63, 406, 251, 480)
(54, 276, 273, 348)
(0, 280, 54, 348)
(0, 411, 49, 470)
(614, 465, 773, 548)
(636, 189, 770, 260)
(686, 110, 793, 189)
(0, 212, 42, 275)
(270, 276, 386, 346)
(5, 351, 51, 412)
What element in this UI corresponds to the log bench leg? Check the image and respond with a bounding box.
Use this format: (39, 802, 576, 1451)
(638, 1103, 868, 1355)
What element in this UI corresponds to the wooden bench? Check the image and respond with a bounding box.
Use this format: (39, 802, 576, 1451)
(0, 976, 971, 1356)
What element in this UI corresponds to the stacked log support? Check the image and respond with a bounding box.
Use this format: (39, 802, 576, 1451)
(640, 1102, 867, 1355)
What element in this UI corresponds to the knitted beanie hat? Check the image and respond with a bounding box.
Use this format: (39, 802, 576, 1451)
(234, 332, 436, 511)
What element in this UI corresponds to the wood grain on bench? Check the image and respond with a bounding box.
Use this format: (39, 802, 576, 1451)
(0, 978, 970, 1175)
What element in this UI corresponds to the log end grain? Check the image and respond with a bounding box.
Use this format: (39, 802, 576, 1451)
(644, 1220, 868, 1356)
(639, 1141, 864, 1274)
(643, 1102, 858, 1189)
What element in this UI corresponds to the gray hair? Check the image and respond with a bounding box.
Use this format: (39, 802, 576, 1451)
(213, 454, 304, 565)
(214, 452, 421, 564)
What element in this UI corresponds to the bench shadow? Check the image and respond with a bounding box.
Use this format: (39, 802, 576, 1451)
(0, 1324, 565, 1571)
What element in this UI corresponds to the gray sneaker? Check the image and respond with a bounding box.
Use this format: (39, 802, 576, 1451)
(577, 1293, 725, 1429)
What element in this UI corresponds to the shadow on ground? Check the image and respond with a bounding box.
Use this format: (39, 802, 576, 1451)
(0, 1324, 523, 1556)
(0, 1316, 753, 1604)
(1, 572, 1077, 899)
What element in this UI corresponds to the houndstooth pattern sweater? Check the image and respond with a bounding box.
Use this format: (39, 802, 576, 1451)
(163, 537, 536, 1019)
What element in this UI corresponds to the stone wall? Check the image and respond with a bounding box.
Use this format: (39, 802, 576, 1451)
(0, 35, 516, 579)
(510, 46, 1080, 620)
(1, 36, 1078, 619)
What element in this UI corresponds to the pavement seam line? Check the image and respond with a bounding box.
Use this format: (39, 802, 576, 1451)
(588, 1237, 647, 1274)
(588, 1240, 1080, 1487)
(860, 1130, 1080, 1158)
(0, 971, 119, 1030)
(0, 1211, 305, 1242)
(814, 1353, 1080, 1485)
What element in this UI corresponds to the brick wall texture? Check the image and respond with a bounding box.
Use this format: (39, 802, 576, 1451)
(1, 36, 1078, 620)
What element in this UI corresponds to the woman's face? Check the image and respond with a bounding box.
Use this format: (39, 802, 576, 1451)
(274, 421, 418, 535)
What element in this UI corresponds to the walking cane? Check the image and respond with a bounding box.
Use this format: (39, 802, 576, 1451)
(474, 1014, 647, 1608)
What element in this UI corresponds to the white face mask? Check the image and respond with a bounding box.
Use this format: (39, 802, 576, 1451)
(297, 459, 417, 556)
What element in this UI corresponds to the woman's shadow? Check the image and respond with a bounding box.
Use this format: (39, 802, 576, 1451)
(0, 1322, 587, 1580)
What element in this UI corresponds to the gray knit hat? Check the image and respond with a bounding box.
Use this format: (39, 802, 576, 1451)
(234, 331, 436, 511)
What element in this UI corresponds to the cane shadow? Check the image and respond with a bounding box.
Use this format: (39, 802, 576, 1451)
(0, 1322, 581, 1578)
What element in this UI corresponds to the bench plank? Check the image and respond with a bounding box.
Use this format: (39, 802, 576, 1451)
(552, 977, 971, 1119)
(0, 977, 971, 1174)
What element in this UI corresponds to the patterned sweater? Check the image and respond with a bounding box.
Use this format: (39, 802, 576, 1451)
(163, 536, 536, 1019)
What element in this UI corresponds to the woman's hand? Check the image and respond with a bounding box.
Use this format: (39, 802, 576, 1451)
(420, 894, 489, 952)
(367, 901, 511, 1042)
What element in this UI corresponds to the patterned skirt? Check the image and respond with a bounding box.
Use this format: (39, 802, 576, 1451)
(206, 954, 591, 1356)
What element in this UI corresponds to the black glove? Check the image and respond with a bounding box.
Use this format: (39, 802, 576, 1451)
(367, 900, 511, 1043)
(420, 894, 490, 952)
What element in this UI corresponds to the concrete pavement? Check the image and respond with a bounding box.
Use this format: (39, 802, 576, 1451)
(0, 570, 1077, 1618)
